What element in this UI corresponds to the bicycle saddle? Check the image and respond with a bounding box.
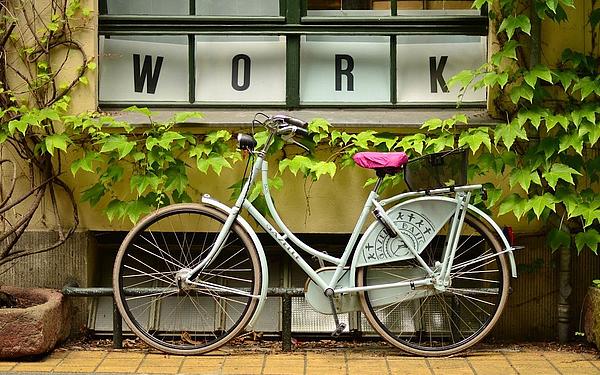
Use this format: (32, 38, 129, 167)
(353, 152, 409, 174)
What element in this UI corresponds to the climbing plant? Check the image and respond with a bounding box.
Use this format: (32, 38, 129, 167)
(422, 0, 600, 254)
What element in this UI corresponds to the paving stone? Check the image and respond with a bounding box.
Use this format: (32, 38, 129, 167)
(179, 366, 223, 375)
(52, 365, 99, 373)
(306, 366, 347, 375)
(65, 351, 107, 360)
(182, 357, 225, 367)
(221, 365, 263, 374)
(386, 358, 431, 375)
(104, 351, 146, 359)
(136, 365, 181, 373)
(96, 358, 143, 373)
(224, 355, 264, 367)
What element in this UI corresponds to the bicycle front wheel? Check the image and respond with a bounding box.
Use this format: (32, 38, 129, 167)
(113, 203, 262, 355)
(357, 214, 509, 356)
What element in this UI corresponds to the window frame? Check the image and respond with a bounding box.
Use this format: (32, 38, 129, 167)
(98, 0, 488, 109)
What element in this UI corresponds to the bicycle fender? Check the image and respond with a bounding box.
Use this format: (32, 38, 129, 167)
(201, 195, 269, 329)
(350, 196, 518, 284)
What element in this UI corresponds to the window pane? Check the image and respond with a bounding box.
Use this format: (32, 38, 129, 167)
(195, 0, 279, 16)
(307, 0, 391, 16)
(396, 35, 486, 103)
(300, 36, 390, 104)
(102, 0, 188, 15)
(99, 36, 189, 102)
(195, 36, 286, 103)
(397, 1, 474, 11)
(307, 0, 477, 15)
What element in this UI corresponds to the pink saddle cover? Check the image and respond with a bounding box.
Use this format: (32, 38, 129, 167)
(352, 152, 409, 170)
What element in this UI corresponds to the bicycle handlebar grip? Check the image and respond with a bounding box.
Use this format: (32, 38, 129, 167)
(285, 116, 308, 129)
(272, 114, 308, 129)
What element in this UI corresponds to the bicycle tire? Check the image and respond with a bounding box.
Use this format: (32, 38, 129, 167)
(113, 203, 261, 355)
(357, 213, 509, 356)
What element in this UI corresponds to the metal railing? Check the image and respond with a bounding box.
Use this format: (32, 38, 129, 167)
(61, 285, 305, 352)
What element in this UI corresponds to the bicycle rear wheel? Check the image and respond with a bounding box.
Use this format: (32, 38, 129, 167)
(357, 214, 509, 356)
(113, 203, 261, 355)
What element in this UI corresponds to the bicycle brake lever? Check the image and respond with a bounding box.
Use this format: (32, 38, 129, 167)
(291, 139, 310, 152)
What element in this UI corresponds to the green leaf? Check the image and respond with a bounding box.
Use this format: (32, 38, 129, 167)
(106, 199, 127, 222)
(39, 107, 61, 121)
(509, 168, 542, 191)
(484, 186, 503, 207)
(205, 130, 231, 144)
(165, 164, 188, 194)
(196, 155, 231, 175)
(353, 131, 378, 149)
(312, 161, 337, 179)
(571, 76, 600, 100)
(8, 119, 28, 135)
(78, 76, 89, 85)
(426, 134, 455, 153)
(509, 84, 534, 104)
(491, 40, 519, 66)
(71, 151, 101, 176)
(422, 118, 443, 131)
(448, 70, 475, 89)
(570, 199, 600, 228)
(494, 120, 528, 149)
(543, 163, 582, 189)
(498, 193, 528, 219)
(498, 15, 531, 39)
(558, 132, 584, 155)
(458, 127, 491, 154)
(472, 0, 492, 9)
(397, 133, 426, 155)
(279, 155, 312, 176)
(537, 138, 559, 160)
(124, 106, 154, 118)
(547, 229, 571, 252)
(86, 62, 97, 71)
(575, 229, 600, 254)
(130, 173, 161, 196)
(158, 131, 185, 149)
(126, 199, 153, 224)
(97, 165, 124, 185)
(81, 183, 106, 206)
(552, 70, 578, 90)
(100, 135, 136, 159)
(524, 65, 553, 87)
(545, 114, 570, 131)
(527, 193, 556, 218)
(579, 122, 600, 146)
(173, 111, 203, 123)
(308, 118, 330, 134)
(43, 133, 69, 156)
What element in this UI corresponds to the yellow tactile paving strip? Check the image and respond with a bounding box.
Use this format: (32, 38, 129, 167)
(0, 348, 598, 374)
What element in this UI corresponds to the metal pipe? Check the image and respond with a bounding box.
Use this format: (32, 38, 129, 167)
(112, 300, 123, 349)
(282, 294, 293, 352)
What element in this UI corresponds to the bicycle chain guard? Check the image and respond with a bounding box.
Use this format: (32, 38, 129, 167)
(354, 197, 456, 268)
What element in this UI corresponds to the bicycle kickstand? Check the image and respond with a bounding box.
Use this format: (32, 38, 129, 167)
(328, 295, 346, 337)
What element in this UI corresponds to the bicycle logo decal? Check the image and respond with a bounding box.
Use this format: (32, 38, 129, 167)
(362, 209, 435, 263)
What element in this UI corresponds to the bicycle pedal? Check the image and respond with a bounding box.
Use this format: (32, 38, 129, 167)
(331, 322, 346, 337)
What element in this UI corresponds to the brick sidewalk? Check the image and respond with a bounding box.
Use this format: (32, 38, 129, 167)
(0, 347, 598, 374)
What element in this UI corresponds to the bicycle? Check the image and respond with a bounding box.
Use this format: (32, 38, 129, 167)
(112, 114, 518, 356)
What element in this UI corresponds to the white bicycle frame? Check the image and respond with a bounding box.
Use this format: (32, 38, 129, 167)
(186, 128, 517, 300)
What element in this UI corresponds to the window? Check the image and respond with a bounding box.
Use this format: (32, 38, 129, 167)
(98, 0, 487, 108)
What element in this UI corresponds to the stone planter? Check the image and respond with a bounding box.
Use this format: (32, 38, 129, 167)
(584, 286, 600, 349)
(0, 286, 71, 358)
